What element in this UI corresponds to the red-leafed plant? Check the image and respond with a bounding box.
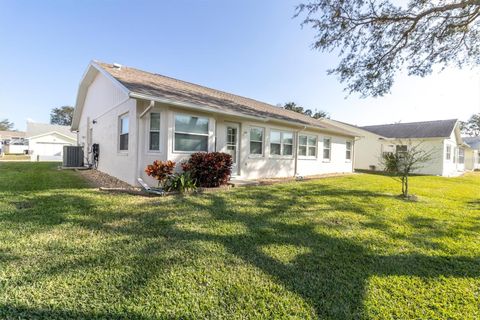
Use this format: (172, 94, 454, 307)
(145, 160, 176, 187)
(181, 152, 232, 188)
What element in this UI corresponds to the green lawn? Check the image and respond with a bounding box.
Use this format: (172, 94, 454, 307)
(0, 162, 479, 319)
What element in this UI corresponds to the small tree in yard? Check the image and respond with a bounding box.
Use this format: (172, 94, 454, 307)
(381, 142, 433, 199)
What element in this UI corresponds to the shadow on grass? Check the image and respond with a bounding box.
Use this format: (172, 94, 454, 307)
(466, 199, 480, 210)
(0, 304, 156, 320)
(1, 182, 479, 319)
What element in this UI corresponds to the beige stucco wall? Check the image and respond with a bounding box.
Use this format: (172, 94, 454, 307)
(77, 72, 138, 185)
(134, 101, 354, 186)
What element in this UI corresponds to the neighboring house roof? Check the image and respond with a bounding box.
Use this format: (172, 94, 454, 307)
(74, 61, 356, 137)
(26, 122, 76, 140)
(0, 130, 25, 139)
(360, 119, 458, 139)
(464, 136, 480, 150)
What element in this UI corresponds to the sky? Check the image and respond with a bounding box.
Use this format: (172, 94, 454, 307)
(0, 0, 479, 131)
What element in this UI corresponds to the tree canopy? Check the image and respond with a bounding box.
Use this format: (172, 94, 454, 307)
(283, 102, 330, 119)
(0, 119, 14, 131)
(461, 113, 480, 136)
(50, 106, 74, 126)
(296, 0, 480, 97)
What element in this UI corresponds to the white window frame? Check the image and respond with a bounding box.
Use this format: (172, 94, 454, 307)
(249, 126, 265, 157)
(446, 145, 451, 160)
(148, 112, 161, 152)
(173, 113, 209, 153)
(322, 137, 331, 162)
(269, 130, 294, 158)
(298, 134, 317, 159)
(118, 113, 129, 153)
(346, 140, 352, 162)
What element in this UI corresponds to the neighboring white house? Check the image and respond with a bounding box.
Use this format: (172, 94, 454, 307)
(71, 61, 358, 186)
(0, 130, 27, 154)
(26, 122, 77, 161)
(464, 136, 480, 171)
(324, 119, 470, 177)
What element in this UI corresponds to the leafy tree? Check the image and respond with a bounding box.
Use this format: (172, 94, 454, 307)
(296, 1, 480, 97)
(380, 142, 433, 198)
(0, 119, 14, 131)
(284, 102, 306, 114)
(283, 102, 329, 119)
(50, 106, 74, 126)
(461, 113, 480, 136)
(312, 110, 329, 119)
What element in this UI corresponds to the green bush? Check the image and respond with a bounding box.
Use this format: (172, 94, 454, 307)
(165, 172, 197, 193)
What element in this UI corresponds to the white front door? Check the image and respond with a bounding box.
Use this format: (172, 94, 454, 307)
(225, 123, 240, 176)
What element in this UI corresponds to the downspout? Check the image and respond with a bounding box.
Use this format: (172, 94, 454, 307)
(294, 125, 307, 177)
(135, 100, 154, 185)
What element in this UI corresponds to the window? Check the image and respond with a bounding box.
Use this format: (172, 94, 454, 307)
(149, 113, 160, 151)
(249, 127, 264, 155)
(119, 114, 129, 151)
(453, 147, 457, 163)
(298, 135, 317, 157)
(446, 145, 451, 160)
(396, 145, 408, 156)
(459, 148, 465, 164)
(323, 137, 331, 160)
(270, 130, 293, 156)
(346, 141, 352, 160)
(174, 114, 209, 152)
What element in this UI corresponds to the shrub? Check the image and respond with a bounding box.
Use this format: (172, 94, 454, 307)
(181, 152, 232, 187)
(165, 172, 197, 193)
(145, 160, 176, 187)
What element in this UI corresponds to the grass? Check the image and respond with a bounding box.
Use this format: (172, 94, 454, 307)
(0, 154, 30, 161)
(0, 162, 479, 319)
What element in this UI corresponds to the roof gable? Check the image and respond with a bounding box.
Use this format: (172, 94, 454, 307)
(26, 122, 76, 140)
(361, 119, 458, 139)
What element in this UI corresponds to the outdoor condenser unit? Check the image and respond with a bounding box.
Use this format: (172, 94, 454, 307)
(63, 146, 84, 167)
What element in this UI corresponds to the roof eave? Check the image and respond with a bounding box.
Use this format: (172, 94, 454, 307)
(130, 92, 357, 137)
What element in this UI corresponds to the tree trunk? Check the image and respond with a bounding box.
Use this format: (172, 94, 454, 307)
(404, 175, 409, 197)
(401, 176, 405, 196)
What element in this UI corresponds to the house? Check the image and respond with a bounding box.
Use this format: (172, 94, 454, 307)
(464, 136, 480, 171)
(26, 122, 76, 161)
(0, 130, 27, 154)
(324, 119, 470, 177)
(71, 61, 357, 186)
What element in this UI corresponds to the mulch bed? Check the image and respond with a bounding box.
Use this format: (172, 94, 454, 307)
(76, 169, 138, 190)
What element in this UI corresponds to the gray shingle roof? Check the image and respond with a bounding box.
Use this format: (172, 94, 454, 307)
(26, 122, 76, 139)
(95, 62, 356, 137)
(464, 136, 480, 149)
(361, 119, 458, 139)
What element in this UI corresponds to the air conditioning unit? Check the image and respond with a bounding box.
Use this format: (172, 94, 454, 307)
(63, 146, 84, 167)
